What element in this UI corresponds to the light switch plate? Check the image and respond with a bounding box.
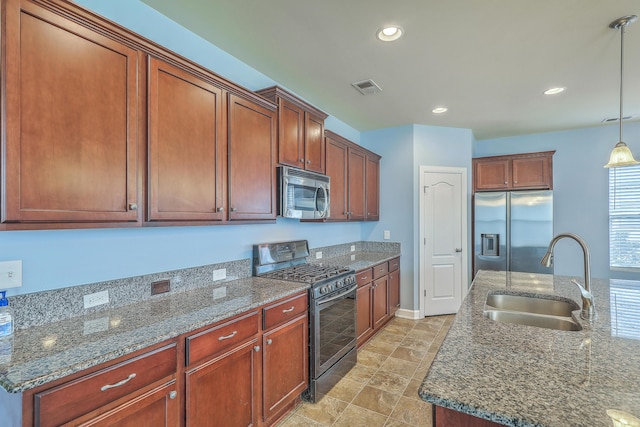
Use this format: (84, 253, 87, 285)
(384, 230, 391, 240)
(84, 290, 109, 309)
(350, 245, 356, 252)
(0, 260, 22, 289)
(316, 251, 322, 259)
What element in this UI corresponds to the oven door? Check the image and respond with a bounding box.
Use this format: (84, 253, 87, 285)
(310, 285, 357, 377)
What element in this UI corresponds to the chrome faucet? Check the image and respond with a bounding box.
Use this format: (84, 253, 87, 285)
(540, 233, 596, 321)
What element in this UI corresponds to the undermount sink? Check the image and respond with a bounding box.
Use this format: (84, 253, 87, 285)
(483, 292, 583, 331)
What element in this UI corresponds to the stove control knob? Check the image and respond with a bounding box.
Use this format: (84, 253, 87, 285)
(336, 280, 343, 288)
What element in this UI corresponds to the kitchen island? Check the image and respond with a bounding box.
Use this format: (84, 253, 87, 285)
(419, 270, 640, 426)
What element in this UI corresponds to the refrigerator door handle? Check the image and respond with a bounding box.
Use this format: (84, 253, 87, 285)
(455, 248, 462, 252)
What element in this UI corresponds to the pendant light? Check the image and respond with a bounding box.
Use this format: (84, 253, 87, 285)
(605, 15, 639, 168)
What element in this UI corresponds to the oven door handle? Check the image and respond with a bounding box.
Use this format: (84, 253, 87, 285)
(317, 285, 356, 306)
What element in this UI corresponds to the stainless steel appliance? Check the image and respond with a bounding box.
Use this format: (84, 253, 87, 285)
(279, 166, 330, 219)
(474, 190, 553, 275)
(253, 240, 356, 403)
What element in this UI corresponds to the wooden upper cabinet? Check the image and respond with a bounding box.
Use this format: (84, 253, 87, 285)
(325, 134, 349, 220)
(257, 86, 328, 173)
(148, 57, 226, 222)
(2, 0, 142, 223)
(365, 154, 380, 221)
(473, 151, 554, 192)
(228, 93, 277, 220)
(348, 147, 366, 221)
(323, 130, 380, 222)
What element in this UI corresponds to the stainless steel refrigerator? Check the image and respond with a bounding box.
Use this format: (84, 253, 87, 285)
(474, 190, 553, 275)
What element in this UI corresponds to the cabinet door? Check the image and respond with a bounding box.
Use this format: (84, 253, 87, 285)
(148, 57, 226, 221)
(474, 159, 510, 191)
(347, 148, 366, 220)
(304, 113, 325, 173)
(278, 99, 304, 168)
(365, 155, 380, 221)
(325, 136, 348, 220)
(72, 381, 179, 427)
(186, 339, 260, 427)
(511, 155, 551, 189)
(228, 94, 277, 220)
(372, 276, 389, 330)
(356, 283, 373, 347)
(262, 315, 308, 424)
(3, 0, 141, 223)
(388, 269, 400, 315)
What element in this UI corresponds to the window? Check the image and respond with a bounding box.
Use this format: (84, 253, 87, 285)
(609, 165, 640, 270)
(610, 279, 640, 340)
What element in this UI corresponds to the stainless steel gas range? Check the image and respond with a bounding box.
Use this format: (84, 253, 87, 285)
(253, 240, 357, 402)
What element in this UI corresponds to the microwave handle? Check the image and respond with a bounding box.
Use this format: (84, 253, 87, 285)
(316, 186, 329, 218)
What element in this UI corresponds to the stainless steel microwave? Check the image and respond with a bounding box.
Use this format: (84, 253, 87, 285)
(278, 166, 330, 219)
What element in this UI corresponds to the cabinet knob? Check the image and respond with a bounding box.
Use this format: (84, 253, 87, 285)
(216, 207, 224, 212)
(504, 181, 508, 185)
(128, 203, 137, 211)
(514, 180, 518, 184)
(169, 391, 177, 400)
(231, 207, 237, 212)
(267, 338, 273, 345)
(254, 345, 260, 352)
(299, 158, 304, 162)
(307, 160, 311, 164)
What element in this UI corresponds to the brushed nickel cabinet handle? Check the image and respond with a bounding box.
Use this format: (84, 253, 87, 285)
(101, 373, 136, 391)
(218, 331, 237, 341)
(254, 346, 260, 352)
(216, 207, 223, 212)
(307, 160, 311, 164)
(504, 181, 508, 185)
(299, 158, 304, 162)
(267, 338, 273, 345)
(169, 391, 177, 399)
(282, 306, 295, 313)
(128, 203, 137, 211)
(231, 207, 237, 212)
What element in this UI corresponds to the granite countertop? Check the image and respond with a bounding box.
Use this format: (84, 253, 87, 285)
(419, 270, 640, 427)
(313, 251, 400, 271)
(0, 277, 309, 393)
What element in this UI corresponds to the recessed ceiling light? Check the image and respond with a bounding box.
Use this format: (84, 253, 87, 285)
(543, 87, 566, 95)
(432, 107, 448, 114)
(377, 25, 403, 42)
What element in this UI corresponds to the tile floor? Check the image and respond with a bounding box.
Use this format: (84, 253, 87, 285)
(277, 314, 455, 427)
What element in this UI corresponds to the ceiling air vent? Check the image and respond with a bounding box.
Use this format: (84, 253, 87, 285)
(602, 115, 632, 123)
(351, 79, 382, 95)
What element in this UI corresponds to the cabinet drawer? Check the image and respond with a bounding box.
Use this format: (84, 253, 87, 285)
(372, 262, 389, 279)
(388, 257, 400, 272)
(356, 268, 373, 287)
(263, 293, 308, 330)
(34, 343, 177, 427)
(186, 311, 259, 366)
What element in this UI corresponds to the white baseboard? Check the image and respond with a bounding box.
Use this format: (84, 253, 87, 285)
(395, 308, 421, 320)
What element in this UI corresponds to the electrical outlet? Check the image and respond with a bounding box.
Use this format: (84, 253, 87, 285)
(351, 254, 356, 261)
(0, 260, 22, 288)
(316, 251, 322, 259)
(83, 290, 109, 309)
(384, 230, 391, 240)
(212, 286, 227, 300)
(213, 269, 226, 281)
(350, 245, 355, 252)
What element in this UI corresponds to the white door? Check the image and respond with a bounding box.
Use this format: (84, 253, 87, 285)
(420, 167, 467, 316)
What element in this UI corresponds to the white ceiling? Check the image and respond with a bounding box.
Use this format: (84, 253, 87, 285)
(139, 0, 640, 140)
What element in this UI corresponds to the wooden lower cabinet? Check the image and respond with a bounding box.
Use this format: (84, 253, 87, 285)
(262, 315, 308, 424)
(186, 339, 260, 427)
(356, 257, 401, 348)
(434, 405, 503, 427)
(389, 268, 400, 315)
(72, 380, 179, 427)
(356, 283, 373, 345)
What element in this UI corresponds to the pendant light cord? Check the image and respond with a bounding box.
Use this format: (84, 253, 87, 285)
(619, 24, 625, 143)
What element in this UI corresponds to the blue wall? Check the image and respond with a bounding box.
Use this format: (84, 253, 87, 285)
(475, 122, 640, 281)
(0, 0, 363, 296)
(361, 125, 474, 312)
